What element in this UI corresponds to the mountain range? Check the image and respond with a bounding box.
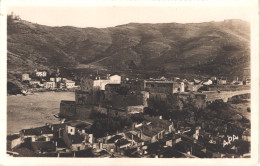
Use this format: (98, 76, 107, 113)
(7, 18, 250, 79)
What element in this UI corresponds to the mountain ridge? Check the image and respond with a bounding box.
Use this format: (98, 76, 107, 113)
(7, 18, 250, 79)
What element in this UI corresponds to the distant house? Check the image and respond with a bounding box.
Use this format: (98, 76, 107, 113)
(107, 135, 123, 144)
(35, 71, 47, 77)
(133, 116, 174, 143)
(115, 138, 132, 149)
(210, 77, 217, 81)
(217, 79, 227, 85)
(58, 82, 65, 89)
(94, 75, 121, 90)
(50, 77, 55, 82)
(124, 132, 144, 147)
(68, 135, 86, 151)
(231, 80, 243, 85)
(19, 123, 65, 142)
(20, 126, 53, 142)
(126, 105, 145, 114)
(29, 80, 41, 87)
(7, 134, 22, 150)
(108, 75, 121, 84)
(62, 128, 88, 151)
(141, 126, 165, 143)
(56, 77, 62, 83)
(203, 80, 213, 86)
(22, 74, 31, 81)
(44, 82, 56, 89)
(81, 74, 121, 91)
(64, 80, 75, 89)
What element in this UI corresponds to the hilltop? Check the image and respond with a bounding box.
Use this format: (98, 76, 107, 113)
(7, 18, 250, 79)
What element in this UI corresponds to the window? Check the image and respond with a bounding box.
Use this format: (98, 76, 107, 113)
(71, 129, 73, 132)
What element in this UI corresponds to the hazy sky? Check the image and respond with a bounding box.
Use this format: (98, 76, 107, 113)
(8, 5, 251, 28)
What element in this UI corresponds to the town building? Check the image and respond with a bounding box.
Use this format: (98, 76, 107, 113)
(50, 77, 55, 82)
(35, 71, 47, 77)
(44, 82, 56, 89)
(21, 74, 31, 81)
(56, 77, 62, 83)
(64, 80, 75, 89)
(29, 80, 41, 87)
(7, 134, 22, 150)
(80, 74, 121, 91)
(217, 79, 227, 85)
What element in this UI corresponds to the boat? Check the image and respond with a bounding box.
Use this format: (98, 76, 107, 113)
(53, 113, 60, 118)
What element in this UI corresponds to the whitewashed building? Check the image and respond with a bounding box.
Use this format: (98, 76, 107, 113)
(35, 71, 47, 77)
(22, 74, 31, 81)
(44, 82, 56, 89)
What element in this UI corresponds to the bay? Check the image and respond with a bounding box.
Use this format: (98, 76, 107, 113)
(7, 91, 75, 134)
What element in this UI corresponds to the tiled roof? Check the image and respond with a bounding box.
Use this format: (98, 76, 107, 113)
(115, 139, 130, 147)
(142, 126, 165, 137)
(125, 132, 143, 143)
(7, 134, 20, 141)
(21, 126, 53, 136)
(107, 135, 123, 143)
(21, 123, 66, 136)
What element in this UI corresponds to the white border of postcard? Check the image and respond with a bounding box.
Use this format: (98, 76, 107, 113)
(0, 0, 259, 166)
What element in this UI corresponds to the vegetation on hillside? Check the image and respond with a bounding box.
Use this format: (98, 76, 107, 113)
(7, 19, 250, 79)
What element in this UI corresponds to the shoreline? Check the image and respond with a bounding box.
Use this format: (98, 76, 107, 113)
(7, 88, 79, 96)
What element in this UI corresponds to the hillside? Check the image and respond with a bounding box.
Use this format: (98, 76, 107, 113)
(7, 18, 250, 79)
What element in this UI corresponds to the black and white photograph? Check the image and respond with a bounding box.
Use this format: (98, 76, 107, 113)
(1, 0, 259, 165)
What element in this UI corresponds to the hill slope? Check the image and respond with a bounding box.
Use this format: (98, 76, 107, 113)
(7, 18, 250, 78)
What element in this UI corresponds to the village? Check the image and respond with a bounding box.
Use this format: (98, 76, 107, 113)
(8, 69, 79, 95)
(7, 72, 251, 158)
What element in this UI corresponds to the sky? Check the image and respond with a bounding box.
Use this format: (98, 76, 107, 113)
(7, 5, 252, 28)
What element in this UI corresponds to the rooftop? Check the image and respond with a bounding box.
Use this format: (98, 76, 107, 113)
(107, 135, 123, 143)
(125, 132, 143, 143)
(21, 123, 66, 136)
(21, 126, 53, 136)
(7, 134, 20, 141)
(115, 139, 130, 147)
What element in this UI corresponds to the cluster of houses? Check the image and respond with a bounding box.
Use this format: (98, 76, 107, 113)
(7, 114, 250, 157)
(21, 70, 77, 90)
(7, 116, 173, 157)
